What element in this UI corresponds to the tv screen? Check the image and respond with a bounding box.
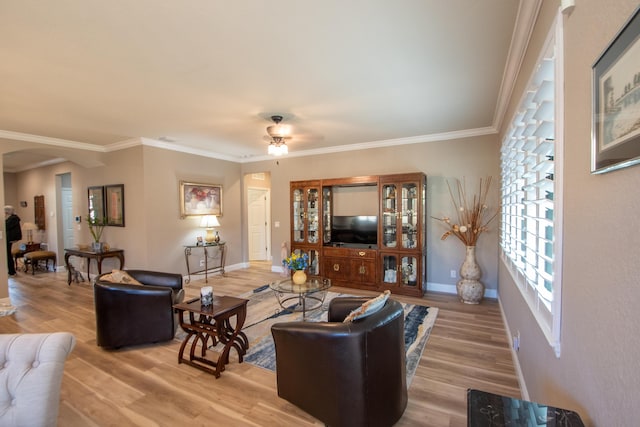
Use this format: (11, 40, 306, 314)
(330, 215, 378, 246)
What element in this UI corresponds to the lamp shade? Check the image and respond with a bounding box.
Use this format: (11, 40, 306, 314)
(22, 222, 38, 231)
(199, 215, 220, 228)
(22, 222, 38, 243)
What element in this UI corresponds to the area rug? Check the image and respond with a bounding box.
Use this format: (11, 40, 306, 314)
(239, 285, 438, 386)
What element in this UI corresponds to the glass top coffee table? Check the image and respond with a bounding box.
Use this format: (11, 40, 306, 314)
(269, 277, 331, 319)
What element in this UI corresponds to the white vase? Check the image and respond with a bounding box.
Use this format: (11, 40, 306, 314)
(456, 245, 484, 304)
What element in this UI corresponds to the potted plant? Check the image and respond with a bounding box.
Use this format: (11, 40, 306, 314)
(88, 216, 107, 252)
(432, 176, 498, 304)
(282, 252, 309, 285)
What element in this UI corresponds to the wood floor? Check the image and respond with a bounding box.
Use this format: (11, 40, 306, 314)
(0, 263, 520, 426)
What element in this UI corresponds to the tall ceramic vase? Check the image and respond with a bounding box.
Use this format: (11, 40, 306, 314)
(457, 246, 484, 304)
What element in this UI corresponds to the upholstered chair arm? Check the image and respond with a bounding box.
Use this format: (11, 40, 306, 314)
(271, 320, 368, 425)
(0, 333, 75, 427)
(271, 299, 407, 427)
(94, 281, 175, 348)
(126, 270, 183, 291)
(327, 296, 370, 322)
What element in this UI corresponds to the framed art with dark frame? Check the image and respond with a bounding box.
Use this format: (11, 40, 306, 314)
(88, 186, 105, 223)
(179, 181, 222, 218)
(105, 184, 125, 226)
(591, 6, 640, 174)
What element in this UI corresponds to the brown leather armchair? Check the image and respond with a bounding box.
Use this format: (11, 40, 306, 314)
(94, 270, 184, 349)
(271, 297, 407, 427)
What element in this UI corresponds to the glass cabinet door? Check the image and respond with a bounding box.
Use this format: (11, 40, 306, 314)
(401, 183, 418, 249)
(382, 184, 397, 248)
(322, 187, 332, 244)
(382, 254, 398, 284)
(307, 188, 319, 244)
(292, 187, 305, 243)
(401, 256, 418, 287)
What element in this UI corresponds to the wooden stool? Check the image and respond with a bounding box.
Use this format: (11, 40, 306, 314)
(23, 251, 57, 275)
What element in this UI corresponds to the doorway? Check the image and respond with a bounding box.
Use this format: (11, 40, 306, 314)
(56, 173, 74, 261)
(247, 187, 270, 261)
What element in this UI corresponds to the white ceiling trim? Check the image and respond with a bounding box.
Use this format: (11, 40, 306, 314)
(492, 0, 544, 133)
(0, 129, 105, 152)
(240, 126, 499, 163)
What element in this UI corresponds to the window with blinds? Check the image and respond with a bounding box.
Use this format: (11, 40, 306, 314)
(500, 14, 563, 356)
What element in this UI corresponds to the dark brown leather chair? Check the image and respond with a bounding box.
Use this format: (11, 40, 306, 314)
(94, 270, 184, 349)
(271, 297, 407, 427)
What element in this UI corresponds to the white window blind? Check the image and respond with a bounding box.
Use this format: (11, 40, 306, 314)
(500, 13, 563, 356)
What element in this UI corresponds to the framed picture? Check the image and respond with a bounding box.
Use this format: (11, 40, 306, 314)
(180, 181, 222, 218)
(88, 186, 105, 223)
(105, 184, 125, 226)
(592, 6, 640, 174)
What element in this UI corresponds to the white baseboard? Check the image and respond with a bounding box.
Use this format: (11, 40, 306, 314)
(426, 281, 498, 299)
(498, 296, 529, 400)
(181, 261, 248, 283)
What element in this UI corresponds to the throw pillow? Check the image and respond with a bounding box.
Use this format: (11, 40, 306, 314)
(173, 288, 185, 304)
(101, 270, 143, 285)
(343, 290, 391, 323)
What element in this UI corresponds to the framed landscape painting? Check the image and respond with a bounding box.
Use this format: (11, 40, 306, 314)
(179, 181, 222, 218)
(592, 6, 640, 174)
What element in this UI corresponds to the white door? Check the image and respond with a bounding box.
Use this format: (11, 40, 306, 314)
(61, 188, 74, 250)
(248, 188, 269, 261)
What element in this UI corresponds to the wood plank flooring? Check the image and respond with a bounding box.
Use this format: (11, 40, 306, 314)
(0, 263, 520, 426)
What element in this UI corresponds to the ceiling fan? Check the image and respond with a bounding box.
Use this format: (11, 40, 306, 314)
(265, 115, 291, 156)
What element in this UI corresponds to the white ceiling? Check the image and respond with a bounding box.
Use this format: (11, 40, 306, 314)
(0, 0, 536, 172)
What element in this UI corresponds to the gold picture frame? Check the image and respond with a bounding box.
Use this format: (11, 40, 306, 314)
(179, 181, 222, 218)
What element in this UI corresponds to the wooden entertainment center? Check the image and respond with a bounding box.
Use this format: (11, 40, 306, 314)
(290, 172, 426, 297)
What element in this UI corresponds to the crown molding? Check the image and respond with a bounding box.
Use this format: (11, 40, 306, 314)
(240, 126, 498, 163)
(492, 0, 543, 133)
(0, 129, 106, 152)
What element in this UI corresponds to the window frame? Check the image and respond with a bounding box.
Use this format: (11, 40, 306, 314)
(500, 12, 564, 357)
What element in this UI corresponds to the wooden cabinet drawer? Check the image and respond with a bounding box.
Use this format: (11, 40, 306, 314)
(323, 257, 351, 280)
(348, 249, 376, 259)
(350, 258, 377, 284)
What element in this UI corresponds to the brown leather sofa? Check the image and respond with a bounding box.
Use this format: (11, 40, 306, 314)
(271, 296, 407, 427)
(94, 270, 184, 349)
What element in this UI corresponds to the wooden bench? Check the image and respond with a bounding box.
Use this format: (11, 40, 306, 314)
(23, 251, 57, 275)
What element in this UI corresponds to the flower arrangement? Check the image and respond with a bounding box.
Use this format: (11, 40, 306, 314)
(282, 252, 309, 271)
(87, 215, 107, 243)
(190, 187, 209, 201)
(432, 176, 499, 247)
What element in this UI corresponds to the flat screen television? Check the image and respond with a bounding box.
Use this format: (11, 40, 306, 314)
(330, 215, 378, 246)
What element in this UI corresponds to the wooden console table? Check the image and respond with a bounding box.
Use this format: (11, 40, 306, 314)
(184, 242, 226, 284)
(64, 247, 125, 285)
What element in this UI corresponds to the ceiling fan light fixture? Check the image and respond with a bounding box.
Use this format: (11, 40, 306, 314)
(268, 141, 288, 156)
(266, 115, 291, 138)
(266, 115, 290, 156)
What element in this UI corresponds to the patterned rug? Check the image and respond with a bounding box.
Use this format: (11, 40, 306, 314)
(239, 285, 438, 386)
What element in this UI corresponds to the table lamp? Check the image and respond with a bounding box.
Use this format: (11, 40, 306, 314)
(22, 222, 38, 244)
(200, 215, 220, 243)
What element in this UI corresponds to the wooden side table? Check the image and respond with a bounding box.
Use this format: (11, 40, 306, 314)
(173, 295, 249, 378)
(64, 247, 125, 285)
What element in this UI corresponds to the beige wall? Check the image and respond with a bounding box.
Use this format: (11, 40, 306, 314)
(3, 134, 500, 299)
(498, 0, 640, 425)
(240, 134, 501, 294)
